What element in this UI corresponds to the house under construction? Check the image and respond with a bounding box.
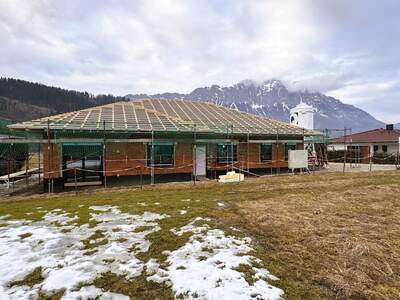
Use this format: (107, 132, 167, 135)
(5, 99, 322, 191)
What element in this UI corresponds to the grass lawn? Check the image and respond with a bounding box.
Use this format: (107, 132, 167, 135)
(0, 171, 399, 299)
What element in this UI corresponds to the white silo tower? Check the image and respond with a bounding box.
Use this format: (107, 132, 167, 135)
(289, 102, 315, 130)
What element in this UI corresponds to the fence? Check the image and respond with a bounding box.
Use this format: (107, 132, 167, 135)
(328, 150, 400, 165)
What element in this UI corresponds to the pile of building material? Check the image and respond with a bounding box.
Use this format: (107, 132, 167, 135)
(218, 171, 244, 183)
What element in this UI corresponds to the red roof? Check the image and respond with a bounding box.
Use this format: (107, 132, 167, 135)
(332, 128, 400, 143)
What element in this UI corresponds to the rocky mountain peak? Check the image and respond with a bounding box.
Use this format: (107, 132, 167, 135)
(126, 79, 384, 133)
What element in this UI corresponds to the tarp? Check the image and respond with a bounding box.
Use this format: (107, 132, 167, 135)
(62, 143, 103, 157)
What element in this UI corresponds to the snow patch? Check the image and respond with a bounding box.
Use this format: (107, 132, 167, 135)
(89, 205, 113, 212)
(0, 206, 167, 299)
(251, 103, 264, 110)
(62, 285, 129, 300)
(0, 214, 10, 220)
(167, 219, 283, 300)
(170, 217, 211, 236)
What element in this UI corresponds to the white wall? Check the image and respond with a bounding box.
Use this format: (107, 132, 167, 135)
(289, 104, 314, 130)
(328, 144, 346, 151)
(330, 142, 399, 154)
(387, 144, 399, 154)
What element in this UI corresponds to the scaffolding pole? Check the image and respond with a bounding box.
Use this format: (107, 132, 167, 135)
(103, 120, 107, 188)
(12, 143, 15, 193)
(47, 119, 51, 193)
(25, 149, 28, 189)
(38, 142, 41, 186)
(193, 124, 197, 185)
(247, 131, 250, 172)
(343, 128, 347, 173)
(369, 147, 373, 172)
(275, 128, 280, 175)
(397, 136, 400, 168)
(7, 141, 10, 192)
(151, 130, 154, 185)
(230, 125, 234, 172)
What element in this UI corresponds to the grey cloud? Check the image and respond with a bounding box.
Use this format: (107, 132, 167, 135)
(0, 0, 399, 123)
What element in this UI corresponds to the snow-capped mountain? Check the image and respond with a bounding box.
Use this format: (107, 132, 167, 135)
(126, 79, 384, 132)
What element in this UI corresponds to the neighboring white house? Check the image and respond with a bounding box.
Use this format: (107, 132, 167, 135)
(289, 102, 314, 130)
(330, 125, 400, 163)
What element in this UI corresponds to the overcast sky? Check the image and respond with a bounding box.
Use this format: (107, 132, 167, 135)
(0, 0, 399, 123)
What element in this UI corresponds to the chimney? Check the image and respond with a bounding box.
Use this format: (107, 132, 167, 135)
(386, 124, 394, 131)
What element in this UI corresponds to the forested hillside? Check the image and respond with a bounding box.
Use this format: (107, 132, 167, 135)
(0, 78, 126, 121)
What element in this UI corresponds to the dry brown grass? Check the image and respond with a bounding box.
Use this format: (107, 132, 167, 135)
(2, 171, 400, 299)
(219, 173, 400, 299)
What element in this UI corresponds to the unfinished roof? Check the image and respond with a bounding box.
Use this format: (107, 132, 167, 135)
(9, 99, 319, 136)
(332, 128, 400, 143)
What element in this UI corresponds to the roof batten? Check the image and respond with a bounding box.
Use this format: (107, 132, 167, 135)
(8, 99, 320, 136)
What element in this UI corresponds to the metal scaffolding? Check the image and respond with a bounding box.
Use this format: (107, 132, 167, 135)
(0, 117, 330, 195)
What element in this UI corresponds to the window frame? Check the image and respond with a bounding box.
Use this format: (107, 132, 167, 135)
(146, 143, 175, 167)
(61, 143, 103, 181)
(260, 143, 273, 162)
(216, 143, 237, 164)
(284, 143, 297, 161)
(382, 145, 388, 153)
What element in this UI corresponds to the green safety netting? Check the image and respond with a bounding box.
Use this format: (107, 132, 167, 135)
(0, 143, 29, 159)
(0, 120, 38, 138)
(62, 143, 103, 157)
(55, 131, 108, 139)
(0, 120, 12, 135)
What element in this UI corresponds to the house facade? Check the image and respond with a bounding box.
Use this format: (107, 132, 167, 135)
(330, 125, 400, 163)
(8, 99, 320, 190)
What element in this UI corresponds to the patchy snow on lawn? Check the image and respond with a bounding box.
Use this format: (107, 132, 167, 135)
(62, 286, 130, 300)
(156, 218, 283, 300)
(0, 205, 283, 300)
(0, 206, 167, 299)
